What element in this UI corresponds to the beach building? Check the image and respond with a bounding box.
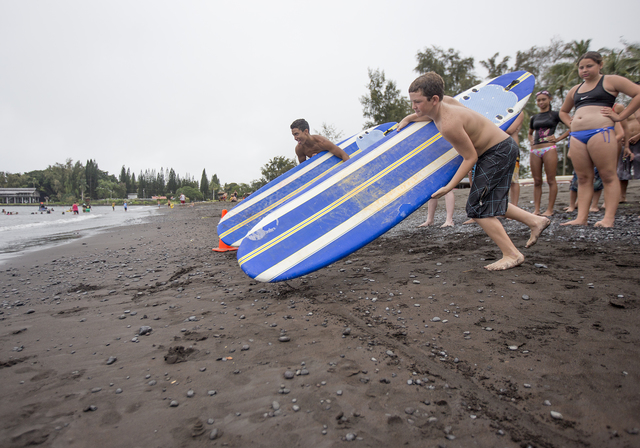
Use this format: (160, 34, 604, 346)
(0, 188, 40, 204)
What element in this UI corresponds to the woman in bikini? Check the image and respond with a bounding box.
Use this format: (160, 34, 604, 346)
(559, 51, 640, 227)
(529, 91, 569, 215)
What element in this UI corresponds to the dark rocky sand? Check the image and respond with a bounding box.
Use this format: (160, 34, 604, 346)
(1, 181, 639, 448)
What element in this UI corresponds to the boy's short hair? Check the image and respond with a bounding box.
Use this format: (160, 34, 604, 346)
(409, 72, 444, 100)
(290, 118, 309, 132)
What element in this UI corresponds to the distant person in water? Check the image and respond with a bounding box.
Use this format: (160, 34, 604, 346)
(291, 118, 350, 163)
(124, 201, 128, 212)
(72, 202, 79, 215)
(398, 72, 550, 271)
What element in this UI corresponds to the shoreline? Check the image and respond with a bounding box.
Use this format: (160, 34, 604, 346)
(1, 184, 639, 447)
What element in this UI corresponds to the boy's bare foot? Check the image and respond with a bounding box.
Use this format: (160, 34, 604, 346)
(563, 206, 576, 212)
(484, 254, 525, 271)
(589, 206, 600, 212)
(463, 218, 475, 225)
(418, 220, 434, 227)
(525, 217, 551, 248)
(541, 210, 554, 217)
(440, 221, 454, 228)
(561, 219, 587, 226)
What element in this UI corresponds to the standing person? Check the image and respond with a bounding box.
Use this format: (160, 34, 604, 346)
(72, 202, 79, 215)
(291, 119, 350, 163)
(398, 72, 550, 271)
(528, 91, 570, 216)
(112, 202, 115, 211)
(124, 201, 128, 212)
(419, 190, 455, 228)
(180, 193, 186, 205)
(506, 112, 525, 206)
(617, 109, 640, 202)
(559, 51, 640, 227)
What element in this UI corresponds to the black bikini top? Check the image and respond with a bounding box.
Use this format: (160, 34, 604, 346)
(574, 75, 616, 110)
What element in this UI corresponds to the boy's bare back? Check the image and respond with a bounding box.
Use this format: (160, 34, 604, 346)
(437, 97, 510, 157)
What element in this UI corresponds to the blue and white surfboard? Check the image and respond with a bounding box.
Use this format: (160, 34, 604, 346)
(238, 71, 535, 282)
(217, 122, 396, 246)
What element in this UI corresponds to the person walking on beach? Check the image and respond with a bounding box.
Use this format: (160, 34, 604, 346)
(528, 91, 569, 216)
(398, 72, 550, 271)
(124, 201, 128, 212)
(559, 51, 640, 227)
(617, 108, 640, 202)
(291, 119, 350, 163)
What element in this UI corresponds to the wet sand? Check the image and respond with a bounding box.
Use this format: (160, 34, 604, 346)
(1, 181, 639, 447)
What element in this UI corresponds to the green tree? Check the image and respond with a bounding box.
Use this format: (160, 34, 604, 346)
(210, 174, 220, 199)
(259, 156, 297, 184)
(200, 169, 209, 200)
(414, 46, 479, 95)
(359, 68, 412, 127)
(167, 168, 178, 194)
(85, 159, 99, 200)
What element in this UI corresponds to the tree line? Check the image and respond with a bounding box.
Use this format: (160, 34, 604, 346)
(3, 38, 638, 200)
(0, 160, 223, 203)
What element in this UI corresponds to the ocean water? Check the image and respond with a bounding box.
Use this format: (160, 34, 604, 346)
(0, 205, 161, 264)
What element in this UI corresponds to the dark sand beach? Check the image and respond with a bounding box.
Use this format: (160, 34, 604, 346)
(2, 181, 639, 448)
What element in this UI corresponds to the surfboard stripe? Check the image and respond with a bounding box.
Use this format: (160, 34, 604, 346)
(243, 122, 428, 233)
(218, 123, 396, 245)
(238, 128, 440, 265)
(254, 148, 460, 282)
(221, 141, 376, 244)
(218, 134, 358, 234)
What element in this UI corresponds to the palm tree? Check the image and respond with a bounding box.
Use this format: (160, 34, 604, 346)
(480, 52, 511, 78)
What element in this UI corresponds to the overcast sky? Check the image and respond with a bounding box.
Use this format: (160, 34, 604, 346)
(1, 0, 638, 186)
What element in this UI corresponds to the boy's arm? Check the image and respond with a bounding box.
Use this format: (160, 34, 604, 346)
(630, 111, 640, 145)
(505, 112, 524, 137)
(317, 136, 350, 162)
(431, 127, 478, 199)
(397, 113, 432, 131)
(295, 145, 307, 163)
(559, 86, 577, 128)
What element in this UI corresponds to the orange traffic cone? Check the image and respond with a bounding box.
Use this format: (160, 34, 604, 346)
(212, 209, 238, 252)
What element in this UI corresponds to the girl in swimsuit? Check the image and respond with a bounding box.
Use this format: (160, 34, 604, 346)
(559, 51, 640, 227)
(528, 91, 569, 216)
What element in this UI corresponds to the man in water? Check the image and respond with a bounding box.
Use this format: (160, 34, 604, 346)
(291, 118, 349, 163)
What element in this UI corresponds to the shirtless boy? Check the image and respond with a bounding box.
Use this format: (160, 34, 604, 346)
(291, 119, 350, 163)
(398, 72, 550, 271)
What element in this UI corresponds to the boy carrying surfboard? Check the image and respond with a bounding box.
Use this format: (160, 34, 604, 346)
(291, 119, 350, 163)
(397, 72, 550, 271)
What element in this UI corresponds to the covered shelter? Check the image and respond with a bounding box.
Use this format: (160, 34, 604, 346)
(0, 188, 41, 204)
